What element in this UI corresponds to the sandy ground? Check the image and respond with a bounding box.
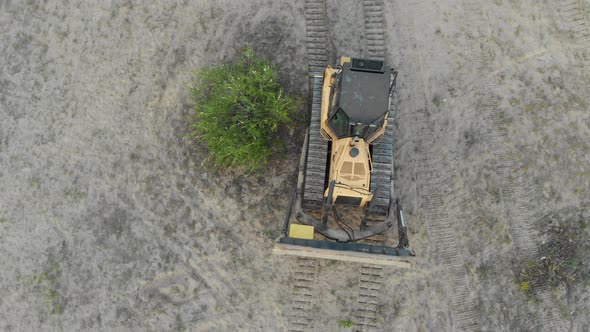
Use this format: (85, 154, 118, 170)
(1, 0, 589, 331)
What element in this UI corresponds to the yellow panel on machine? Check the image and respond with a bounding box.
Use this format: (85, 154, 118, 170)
(288, 224, 314, 240)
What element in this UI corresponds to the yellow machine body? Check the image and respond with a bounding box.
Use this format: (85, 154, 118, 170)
(326, 138, 373, 207)
(319, 57, 388, 208)
(272, 56, 415, 265)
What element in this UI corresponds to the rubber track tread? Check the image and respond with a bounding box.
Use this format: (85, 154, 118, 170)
(368, 95, 395, 216)
(303, 75, 328, 210)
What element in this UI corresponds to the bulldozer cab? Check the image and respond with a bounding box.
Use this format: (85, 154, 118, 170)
(322, 57, 396, 209)
(325, 58, 394, 143)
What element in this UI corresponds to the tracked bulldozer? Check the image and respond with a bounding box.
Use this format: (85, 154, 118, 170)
(273, 57, 415, 266)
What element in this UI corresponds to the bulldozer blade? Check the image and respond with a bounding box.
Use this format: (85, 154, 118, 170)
(273, 237, 412, 268)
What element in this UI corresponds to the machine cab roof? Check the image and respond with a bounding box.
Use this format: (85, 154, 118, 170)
(328, 58, 395, 140)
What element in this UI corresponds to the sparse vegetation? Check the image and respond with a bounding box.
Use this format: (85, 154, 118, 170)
(518, 256, 571, 294)
(338, 319, 355, 328)
(31, 261, 64, 315)
(517, 217, 590, 295)
(476, 262, 493, 280)
(190, 48, 296, 171)
(519, 280, 530, 292)
(63, 187, 86, 203)
(524, 101, 549, 113)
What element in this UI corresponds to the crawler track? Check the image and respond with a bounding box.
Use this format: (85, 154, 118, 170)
(369, 94, 395, 215)
(365, 1, 395, 216)
(302, 0, 330, 210)
(287, 258, 319, 332)
(302, 75, 328, 210)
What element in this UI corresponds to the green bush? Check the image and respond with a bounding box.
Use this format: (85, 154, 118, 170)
(191, 49, 295, 171)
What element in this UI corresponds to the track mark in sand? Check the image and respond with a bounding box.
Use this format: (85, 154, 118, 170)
(354, 265, 384, 331)
(468, 83, 541, 260)
(362, 0, 386, 59)
(142, 271, 200, 305)
(474, 88, 568, 332)
(560, 0, 590, 67)
(461, 1, 569, 330)
(413, 117, 479, 332)
(130, 191, 249, 314)
(490, 49, 549, 77)
(155, 232, 247, 311)
(392, 2, 479, 329)
(470, 81, 569, 332)
(287, 258, 319, 332)
(305, 0, 329, 76)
